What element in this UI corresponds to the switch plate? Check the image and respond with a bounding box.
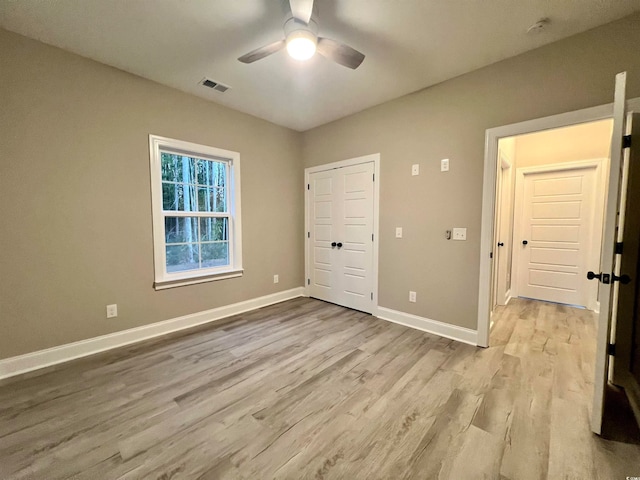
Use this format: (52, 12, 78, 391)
(452, 228, 467, 240)
(411, 164, 420, 176)
(409, 291, 417, 303)
(395, 227, 403, 238)
(273, 274, 279, 284)
(106, 304, 118, 318)
(441, 158, 450, 172)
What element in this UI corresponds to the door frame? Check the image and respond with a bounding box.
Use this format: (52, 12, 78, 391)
(510, 159, 607, 311)
(304, 153, 381, 314)
(477, 98, 640, 348)
(492, 148, 514, 310)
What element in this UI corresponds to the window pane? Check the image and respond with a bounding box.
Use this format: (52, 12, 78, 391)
(197, 159, 226, 188)
(161, 153, 196, 184)
(201, 242, 229, 268)
(165, 217, 199, 244)
(199, 217, 228, 242)
(197, 187, 226, 212)
(162, 182, 197, 211)
(166, 244, 200, 272)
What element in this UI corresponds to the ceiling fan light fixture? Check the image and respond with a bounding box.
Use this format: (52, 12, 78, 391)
(286, 29, 317, 61)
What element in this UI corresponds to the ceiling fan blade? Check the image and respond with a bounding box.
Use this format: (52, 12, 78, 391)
(238, 39, 285, 64)
(289, 0, 314, 24)
(317, 37, 365, 69)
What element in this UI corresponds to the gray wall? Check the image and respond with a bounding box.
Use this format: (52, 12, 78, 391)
(0, 29, 304, 359)
(302, 13, 640, 330)
(3, 12, 640, 360)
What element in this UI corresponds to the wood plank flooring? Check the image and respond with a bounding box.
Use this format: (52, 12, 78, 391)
(1, 297, 639, 479)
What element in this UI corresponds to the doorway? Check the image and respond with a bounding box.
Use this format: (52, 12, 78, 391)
(304, 154, 380, 314)
(488, 119, 612, 325)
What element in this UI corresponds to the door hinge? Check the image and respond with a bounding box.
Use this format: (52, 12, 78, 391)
(615, 242, 623, 254)
(307, 183, 310, 190)
(490, 252, 493, 259)
(307, 279, 310, 285)
(373, 173, 375, 182)
(308, 232, 310, 238)
(371, 292, 373, 300)
(608, 343, 616, 356)
(623, 135, 631, 149)
(372, 233, 374, 241)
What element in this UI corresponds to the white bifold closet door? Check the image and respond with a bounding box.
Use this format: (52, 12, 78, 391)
(308, 162, 375, 313)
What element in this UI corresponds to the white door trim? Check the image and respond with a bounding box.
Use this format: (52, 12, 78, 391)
(304, 153, 381, 315)
(493, 149, 514, 309)
(477, 97, 640, 348)
(510, 158, 607, 310)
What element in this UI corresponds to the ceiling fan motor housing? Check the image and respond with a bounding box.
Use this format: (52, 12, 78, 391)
(284, 16, 318, 40)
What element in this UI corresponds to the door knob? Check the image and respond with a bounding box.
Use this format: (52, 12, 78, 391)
(336, 242, 343, 248)
(522, 240, 528, 245)
(587, 271, 602, 281)
(331, 242, 337, 247)
(497, 242, 504, 247)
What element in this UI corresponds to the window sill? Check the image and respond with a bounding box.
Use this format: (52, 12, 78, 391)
(154, 269, 243, 290)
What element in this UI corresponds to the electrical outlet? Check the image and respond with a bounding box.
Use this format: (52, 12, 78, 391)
(411, 164, 420, 176)
(441, 158, 450, 172)
(409, 291, 417, 303)
(396, 227, 403, 238)
(273, 274, 279, 284)
(106, 304, 118, 318)
(453, 228, 467, 240)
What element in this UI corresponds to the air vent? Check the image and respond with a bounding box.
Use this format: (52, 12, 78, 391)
(199, 77, 231, 93)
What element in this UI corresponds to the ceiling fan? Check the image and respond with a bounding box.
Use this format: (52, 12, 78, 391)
(238, 0, 365, 69)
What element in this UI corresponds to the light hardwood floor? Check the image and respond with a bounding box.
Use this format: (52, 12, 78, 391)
(1, 297, 639, 479)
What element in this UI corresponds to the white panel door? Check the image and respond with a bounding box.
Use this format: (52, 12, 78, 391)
(309, 169, 337, 303)
(339, 162, 375, 312)
(308, 162, 374, 313)
(516, 165, 597, 307)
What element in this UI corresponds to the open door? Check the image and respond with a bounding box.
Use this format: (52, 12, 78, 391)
(591, 72, 635, 434)
(610, 110, 640, 424)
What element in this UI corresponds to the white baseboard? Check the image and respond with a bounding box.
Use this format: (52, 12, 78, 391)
(0, 287, 305, 380)
(376, 307, 478, 346)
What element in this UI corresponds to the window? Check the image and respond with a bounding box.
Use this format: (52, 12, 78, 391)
(149, 135, 242, 289)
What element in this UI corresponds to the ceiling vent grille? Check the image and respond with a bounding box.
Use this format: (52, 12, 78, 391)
(200, 78, 231, 93)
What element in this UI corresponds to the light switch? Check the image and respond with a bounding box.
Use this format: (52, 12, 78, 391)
(411, 164, 420, 176)
(452, 228, 467, 240)
(441, 158, 450, 172)
(395, 227, 403, 238)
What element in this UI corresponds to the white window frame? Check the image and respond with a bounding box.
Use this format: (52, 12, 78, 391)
(149, 134, 242, 290)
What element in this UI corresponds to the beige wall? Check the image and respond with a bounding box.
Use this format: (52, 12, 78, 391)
(515, 119, 613, 167)
(2, 12, 640, 360)
(302, 13, 640, 330)
(0, 29, 304, 359)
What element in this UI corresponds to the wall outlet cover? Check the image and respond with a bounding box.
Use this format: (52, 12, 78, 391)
(409, 291, 417, 303)
(441, 158, 450, 172)
(395, 227, 403, 238)
(106, 304, 118, 318)
(411, 164, 420, 176)
(273, 274, 279, 284)
(452, 227, 467, 240)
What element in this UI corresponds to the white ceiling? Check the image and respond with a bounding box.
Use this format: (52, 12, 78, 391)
(2, 1, 639, 131)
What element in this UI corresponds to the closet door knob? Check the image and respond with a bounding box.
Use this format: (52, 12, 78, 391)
(337, 242, 343, 248)
(497, 242, 504, 247)
(331, 242, 337, 247)
(522, 240, 528, 245)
